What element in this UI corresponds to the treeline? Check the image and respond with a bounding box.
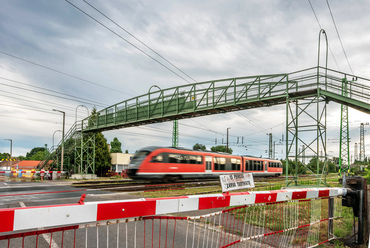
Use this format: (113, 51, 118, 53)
(0, 147, 48, 161)
(282, 158, 338, 175)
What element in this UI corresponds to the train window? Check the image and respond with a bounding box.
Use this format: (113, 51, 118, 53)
(133, 150, 150, 160)
(245, 160, 250, 170)
(253, 161, 262, 171)
(151, 154, 163, 163)
(251, 160, 256, 171)
(168, 154, 180, 163)
(168, 153, 203, 164)
(231, 158, 241, 170)
(214, 157, 226, 170)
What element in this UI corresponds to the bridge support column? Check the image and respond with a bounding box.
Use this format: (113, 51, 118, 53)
(285, 87, 328, 187)
(75, 132, 95, 175)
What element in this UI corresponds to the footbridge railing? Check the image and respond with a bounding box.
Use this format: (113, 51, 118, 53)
(81, 66, 370, 133)
(0, 187, 348, 247)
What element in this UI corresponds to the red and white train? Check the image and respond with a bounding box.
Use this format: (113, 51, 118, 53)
(126, 147, 283, 182)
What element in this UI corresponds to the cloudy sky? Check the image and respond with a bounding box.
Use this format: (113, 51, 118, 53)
(1, 0, 370, 161)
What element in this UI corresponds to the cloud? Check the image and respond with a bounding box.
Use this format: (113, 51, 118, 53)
(0, 0, 370, 160)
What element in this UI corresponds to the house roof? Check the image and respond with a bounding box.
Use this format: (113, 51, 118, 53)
(12, 160, 41, 170)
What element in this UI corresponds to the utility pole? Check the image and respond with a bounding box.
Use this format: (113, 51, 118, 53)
(53, 109, 65, 171)
(4, 139, 12, 169)
(339, 78, 350, 174)
(172, 120, 179, 147)
(360, 123, 367, 162)
(226, 128, 231, 152)
(268, 133, 272, 159)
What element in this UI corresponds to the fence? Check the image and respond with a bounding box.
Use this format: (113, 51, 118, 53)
(0, 187, 346, 247)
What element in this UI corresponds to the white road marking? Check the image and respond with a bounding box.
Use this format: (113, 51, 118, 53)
(19, 202, 26, 207)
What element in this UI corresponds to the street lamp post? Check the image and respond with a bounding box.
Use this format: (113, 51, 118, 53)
(53, 109, 65, 171)
(4, 139, 12, 169)
(75, 105, 89, 126)
(148, 85, 162, 118)
(52, 130, 62, 148)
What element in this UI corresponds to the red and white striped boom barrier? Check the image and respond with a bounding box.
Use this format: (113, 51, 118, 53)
(0, 187, 346, 234)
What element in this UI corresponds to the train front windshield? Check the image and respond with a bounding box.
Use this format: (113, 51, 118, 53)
(128, 150, 151, 168)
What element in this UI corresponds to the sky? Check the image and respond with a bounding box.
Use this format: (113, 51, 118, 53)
(0, 0, 370, 161)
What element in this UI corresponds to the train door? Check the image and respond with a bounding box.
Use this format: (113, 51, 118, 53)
(265, 161, 268, 172)
(205, 156, 212, 173)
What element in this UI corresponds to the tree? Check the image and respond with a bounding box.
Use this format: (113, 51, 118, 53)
(95, 132, 112, 177)
(0, 152, 10, 160)
(30, 151, 45, 160)
(88, 107, 112, 176)
(26, 147, 47, 160)
(282, 159, 307, 176)
(193, 143, 206, 151)
(110, 137, 122, 153)
(210, 145, 233, 154)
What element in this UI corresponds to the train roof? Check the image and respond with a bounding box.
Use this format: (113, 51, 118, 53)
(136, 147, 282, 161)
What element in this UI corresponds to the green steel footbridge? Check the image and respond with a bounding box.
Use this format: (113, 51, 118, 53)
(39, 66, 370, 186)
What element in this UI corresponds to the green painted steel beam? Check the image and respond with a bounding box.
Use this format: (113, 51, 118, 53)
(321, 90, 370, 114)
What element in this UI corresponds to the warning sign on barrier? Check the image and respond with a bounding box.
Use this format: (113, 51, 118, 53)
(219, 173, 255, 192)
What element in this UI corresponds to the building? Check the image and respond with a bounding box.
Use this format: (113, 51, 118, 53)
(110, 153, 133, 175)
(11, 160, 41, 171)
(0, 159, 19, 171)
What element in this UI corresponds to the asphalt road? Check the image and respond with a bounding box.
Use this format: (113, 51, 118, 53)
(0, 180, 141, 209)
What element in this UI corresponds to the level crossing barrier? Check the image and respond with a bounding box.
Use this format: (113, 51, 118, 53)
(0, 170, 65, 180)
(0, 187, 346, 247)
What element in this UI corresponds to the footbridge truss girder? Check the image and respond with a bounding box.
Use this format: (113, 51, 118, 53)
(81, 66, 370, 133)
(45, 66, 370, 181)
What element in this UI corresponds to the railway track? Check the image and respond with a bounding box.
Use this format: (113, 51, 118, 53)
(72, 174, 339, 194)
(71, 177, 290, 194)
(72, 179, 221, 193)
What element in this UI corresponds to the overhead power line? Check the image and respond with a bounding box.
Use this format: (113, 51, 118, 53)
(0, 77, 106, 108)
(0, 90, 92, 114)
(0, 114, 59, 124)
(0, 50, 133, 97)
(325, 0, 354, 74)
(0, 102, 74, 118)
(307, 0, 341, 71)
(65, 0, 193, 84)
(83, 0, 197, 84)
